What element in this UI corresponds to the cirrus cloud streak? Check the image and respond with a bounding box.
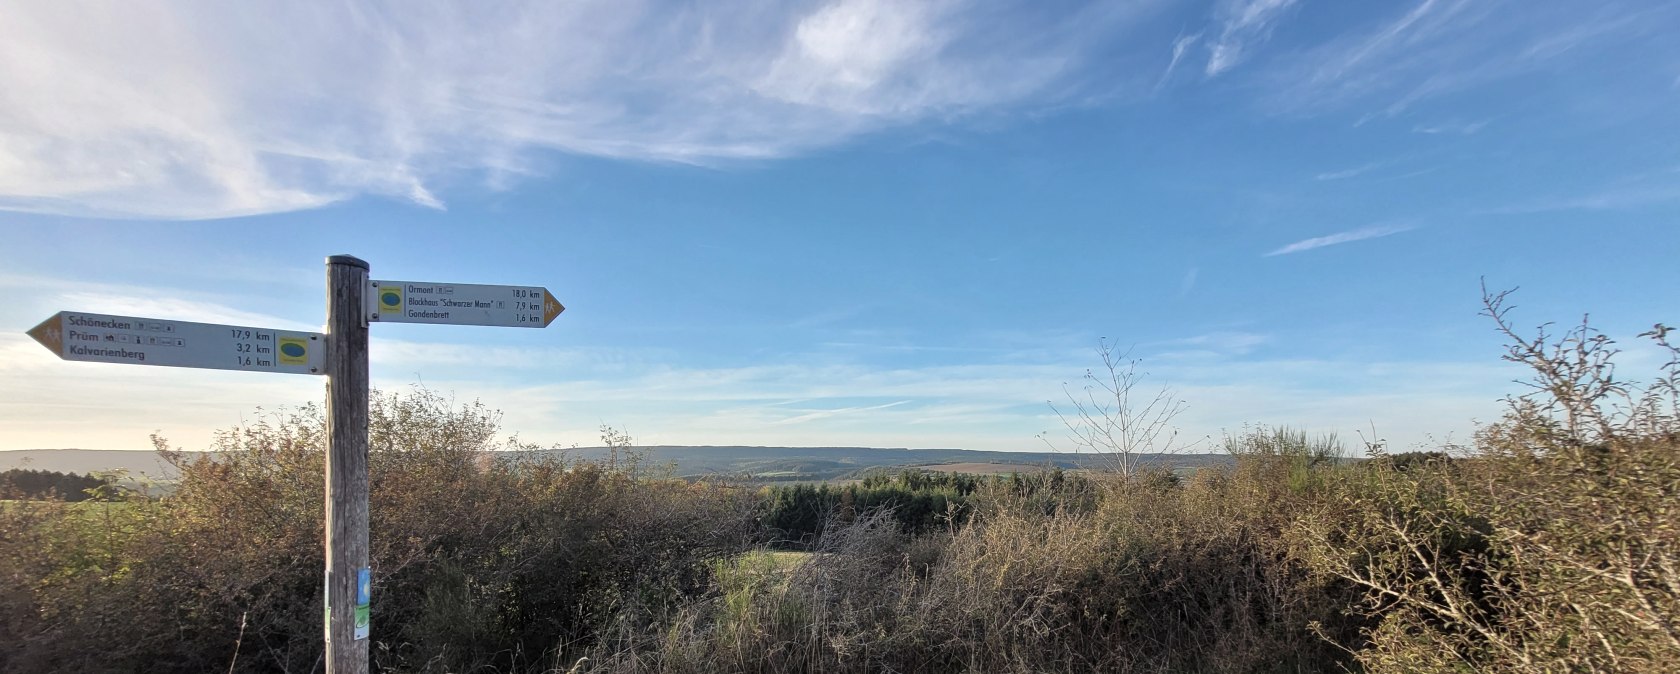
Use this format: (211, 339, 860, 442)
(1264, 223, 1414, 256)
(0, 0, 1161, 220)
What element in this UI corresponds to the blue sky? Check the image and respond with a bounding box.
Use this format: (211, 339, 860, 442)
(1, 0, 1676, 454)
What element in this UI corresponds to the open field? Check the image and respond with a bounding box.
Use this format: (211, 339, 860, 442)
(729, 549, 813, 574)
(914, 462, 1063, 474)
(0, 449, 187, 478)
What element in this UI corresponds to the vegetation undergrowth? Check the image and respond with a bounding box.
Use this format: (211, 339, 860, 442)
(0, 390, 759, 673)
(1, 290, 1674, 673)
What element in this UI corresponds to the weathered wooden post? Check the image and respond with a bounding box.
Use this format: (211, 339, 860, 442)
(324, 254, 371, 674)
(25, 254, 565, 674)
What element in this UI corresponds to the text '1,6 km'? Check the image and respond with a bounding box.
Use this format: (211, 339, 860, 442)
(369, 280, 565, 327)
(27, 311, 326, 375)
(25, 255, 567, 674)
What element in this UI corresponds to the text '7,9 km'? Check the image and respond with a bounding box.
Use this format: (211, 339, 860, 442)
(25, 258, 566, 674)
(27, 312, 326, 374)
(25, 279, 567, 370)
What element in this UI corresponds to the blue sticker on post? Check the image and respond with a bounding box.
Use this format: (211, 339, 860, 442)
(354, 568, 370, 640)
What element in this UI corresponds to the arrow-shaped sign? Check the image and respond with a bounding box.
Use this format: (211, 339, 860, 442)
(368, 280, 564, 328)
(28, 311, 326, 375)
(23, 255, 568, 674)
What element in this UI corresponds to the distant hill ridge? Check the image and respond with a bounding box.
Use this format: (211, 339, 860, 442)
(553, 445, 1229, 479)
(0, 449, 192, 479)
(2, 446, 1232, 482)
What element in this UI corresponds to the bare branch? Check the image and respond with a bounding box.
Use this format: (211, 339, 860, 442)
(1042, 339, 1189, 479)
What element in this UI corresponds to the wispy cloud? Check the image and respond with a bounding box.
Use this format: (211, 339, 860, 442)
(0, 0, 1161, 220)
(1177, 267, 1200, 298)
(1, 321, 1512, 455)
(1264, 223, 1413, 256)
(1412, 120, 1490, 135)
(50, 293, 322, 333)
(1205, 0, 1300, 76)
(499, 352, 1509, 453)
(1258, 0, 1671, 118)
(789, 304, 875, 329)
(1154, 331, 1268, 356)
(1315, 161, 1385, 181)
(1482, 183, 1680, 214)
(1154, 31, 1203, 92)
(774, 400, 914, 425)
(0, 272, 322, 333)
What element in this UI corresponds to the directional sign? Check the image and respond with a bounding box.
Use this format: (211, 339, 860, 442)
(24, 256, 564, 674)
(368, 280, 564, 327)
(27, 311, 326, 375)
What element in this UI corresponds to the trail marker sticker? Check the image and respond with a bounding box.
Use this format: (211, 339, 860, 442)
(27, 311, 325, 375)
(354, 567, 371, 640)
(26, 255, 569, 673)
(368, 280, 564, 328)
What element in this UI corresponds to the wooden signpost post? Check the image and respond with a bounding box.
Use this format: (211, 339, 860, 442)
(26, 254, 566, 674)
(324, 255, 371, 672)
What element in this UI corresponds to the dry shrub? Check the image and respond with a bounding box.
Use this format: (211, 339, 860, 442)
(584, 457, 1359, 674)
(1298, 292, 1680, 673)
(10, 290, 1670, 674)
(0, 388, 758, 674)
